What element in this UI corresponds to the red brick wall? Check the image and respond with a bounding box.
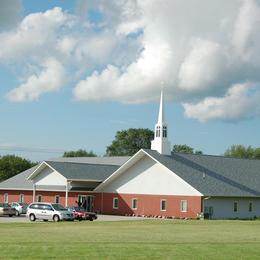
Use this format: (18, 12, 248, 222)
(0, 190, 202, 218)
(101, 193, 202, 218)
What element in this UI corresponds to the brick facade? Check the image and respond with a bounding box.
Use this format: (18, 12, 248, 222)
(0, 190, 202, 218)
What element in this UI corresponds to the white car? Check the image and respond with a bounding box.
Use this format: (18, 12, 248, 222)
(10, 202, 28, 216)
(27, 203, 74, 222)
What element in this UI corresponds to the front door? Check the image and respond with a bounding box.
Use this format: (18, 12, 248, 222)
(78, 195, 94, 212)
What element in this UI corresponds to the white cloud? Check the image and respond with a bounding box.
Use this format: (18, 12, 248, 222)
(183, 83, 260, 122)
(0, 7, 72, 63)
(0, 0, 21, 31)
(1, 0, 260, 122)
(6, 58, 65, 102)
(178, 39, 224, 91)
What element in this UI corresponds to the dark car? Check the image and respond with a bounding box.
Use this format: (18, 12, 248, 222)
(67, 207, 97, 221)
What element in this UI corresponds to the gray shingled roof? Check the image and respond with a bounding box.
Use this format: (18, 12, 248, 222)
(144, 149, 260, 197)
(48, 156, 130, 165)
(0, 156, 128, 190)
(0, 166, 37, 190)
(45, 161, 119, 181)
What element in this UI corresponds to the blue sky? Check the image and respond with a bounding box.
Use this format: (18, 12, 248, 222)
(0, 0, 260, 161)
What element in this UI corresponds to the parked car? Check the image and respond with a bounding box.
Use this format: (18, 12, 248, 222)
(10, 202, 28, 216)
(67, 206, 97, 221)
(0, 203, 16, 217)
(27, 203, 74, 222)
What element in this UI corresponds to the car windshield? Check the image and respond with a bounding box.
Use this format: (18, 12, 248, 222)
(51, 204, 67, 211)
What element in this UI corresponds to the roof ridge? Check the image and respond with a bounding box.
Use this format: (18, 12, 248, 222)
(173, 152, 260, 161)
(45, 160, 120, 167)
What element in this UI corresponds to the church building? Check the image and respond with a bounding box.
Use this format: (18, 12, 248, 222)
(1, 91, 260, 219)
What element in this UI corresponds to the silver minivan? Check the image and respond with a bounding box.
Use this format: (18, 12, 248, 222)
(27, 203, 74, 222)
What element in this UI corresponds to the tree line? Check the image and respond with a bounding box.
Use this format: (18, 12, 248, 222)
(0, 128, 259, 182)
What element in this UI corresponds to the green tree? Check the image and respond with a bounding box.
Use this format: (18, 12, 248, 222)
(224, 145, 260, 159)
(106, 128, 154, 156)
(173, 144, 194, 154)
(0, 155, 36, 182)
(172, 144, 203, 155)
(63, 149, 97, 157)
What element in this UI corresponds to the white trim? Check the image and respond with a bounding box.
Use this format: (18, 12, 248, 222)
(113, 197, 119, 209)
(233, 201, 238, 212)
(68, 179, 102, 182)
(19, 194, 25, 203)
(160, 199, 167, 211)
(180, 200, 188, 212)
(4, 193, 8, 203)
(54, 195, 60, 204)
(94, 150, 145, 191)
(95, 149, 203, 196)
(249, 201, 253, 212)
(36, 194, 42, 203)
(27, 161, 65, 181)
(132, 198, 138, 210)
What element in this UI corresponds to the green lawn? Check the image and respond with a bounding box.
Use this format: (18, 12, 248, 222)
(0, 220, 260, 259)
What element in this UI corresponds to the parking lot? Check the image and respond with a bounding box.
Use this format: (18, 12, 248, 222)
(0, 214, 146, 223)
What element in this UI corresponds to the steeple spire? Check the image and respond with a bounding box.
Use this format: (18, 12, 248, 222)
(151, 89, 171, 155)
(158, 89, 165, 124)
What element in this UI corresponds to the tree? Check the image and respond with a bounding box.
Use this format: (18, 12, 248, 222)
(224, 145, 260, 159)
(106, 128, 154, 156)
(63, 149, 97, 157)
(173, 144, 194, 154)
(0, 155, 36, 182)
(172, 144, 203, 155)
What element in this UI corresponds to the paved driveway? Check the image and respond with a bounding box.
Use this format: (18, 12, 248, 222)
(0, 215, 146, 223)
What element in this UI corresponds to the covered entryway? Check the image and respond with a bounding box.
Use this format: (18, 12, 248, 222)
(78, 195, 94, 212)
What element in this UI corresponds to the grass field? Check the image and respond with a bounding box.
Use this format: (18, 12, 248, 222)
(0, 219, 260, 259)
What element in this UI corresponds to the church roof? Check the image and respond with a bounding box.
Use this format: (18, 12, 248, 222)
(45, 161, 119, 181)
(0, 156, 129, 190)
(1, 150, 260, 197)
(144, 149, 260, 197)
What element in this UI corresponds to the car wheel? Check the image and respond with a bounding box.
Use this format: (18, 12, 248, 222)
(89, 218, 93, 221)
(15, 210, 20, 216)
(53, 215, 60, 222)
(79, 218, 82, 221)
(29, 214, 36, 222)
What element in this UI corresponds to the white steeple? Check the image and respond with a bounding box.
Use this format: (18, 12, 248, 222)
(151, 89, 171, 155)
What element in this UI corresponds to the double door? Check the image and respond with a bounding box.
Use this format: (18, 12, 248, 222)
(78, 195, 94, 212)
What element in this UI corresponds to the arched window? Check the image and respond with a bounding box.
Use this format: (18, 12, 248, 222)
(163, 126, 167, 137)
(156, 126, 161, 137)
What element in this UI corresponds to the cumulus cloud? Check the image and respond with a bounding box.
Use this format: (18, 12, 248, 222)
(6, 58, 65, 102)
(0, 0, 22, 31)
(183, 83, 260, 122)
(1, 0, 260, 122)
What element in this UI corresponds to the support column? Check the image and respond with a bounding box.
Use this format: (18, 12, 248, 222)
(65, 181, 69, 207)
(32, 183, 36, 202)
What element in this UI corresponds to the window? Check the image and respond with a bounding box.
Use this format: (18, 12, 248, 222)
(37, 195, 42, 202)
(163, 126, 167, 138)
(113, 197, 119, 209)
(132, 199, 138, 210)
(54, 195, 60, 204)
(19, 194, 24, 203)
(160, 199, 167, 211)
(156, 126, 161, 137)
(180, 200, 188, 212)
(233, 202, 238, 212)
(4, 193, 8, 203)
(249, 202, 253, 212)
